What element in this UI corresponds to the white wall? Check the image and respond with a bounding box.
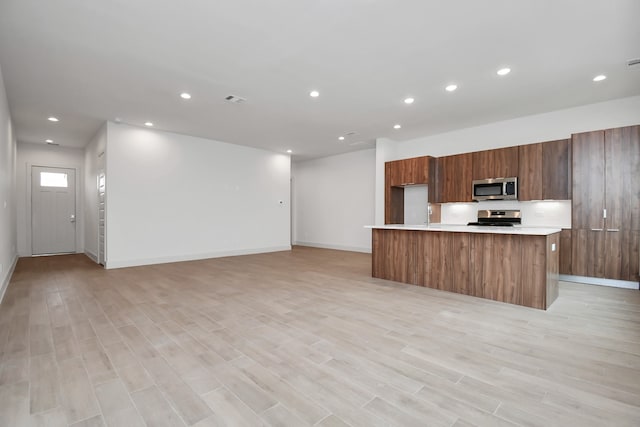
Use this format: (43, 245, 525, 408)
(84, 124, 106, 262)
(15, 142, 85, 256)
(375, 95, 640, 225)
(292, 149, 375, 253)
(0, 64, 17, 301)
(105, 122, 291, 268)
(404, 185, 428, 225)
(394, 95, 640, 159)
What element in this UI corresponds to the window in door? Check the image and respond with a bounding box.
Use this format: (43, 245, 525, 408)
(40, 172, 69, 188)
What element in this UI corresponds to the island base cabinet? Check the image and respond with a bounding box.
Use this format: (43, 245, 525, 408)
(372, 229, 417, 285)
(470, 234, 522, 305)
(372, 229, 559, 310)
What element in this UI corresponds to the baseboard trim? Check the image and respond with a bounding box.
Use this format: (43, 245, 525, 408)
(105, 245, 292, 269)
(559, 274, 639, 290)
(293, 241, 372, 254)
(85, 250, 98, 263)
(0, 255, 19, 304)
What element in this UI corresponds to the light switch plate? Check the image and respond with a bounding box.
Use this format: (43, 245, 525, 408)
(551, 243, 556, 251)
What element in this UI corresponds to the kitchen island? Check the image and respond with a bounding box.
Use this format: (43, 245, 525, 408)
(366, 224, 561, 310)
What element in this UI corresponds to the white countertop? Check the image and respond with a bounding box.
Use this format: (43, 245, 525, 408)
(365, 224, 562, 236)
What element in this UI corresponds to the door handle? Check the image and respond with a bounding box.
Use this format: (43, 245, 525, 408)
(590, 228, 603, 231)
(70, 214, 76, 223)
(606, 229, 619, 232)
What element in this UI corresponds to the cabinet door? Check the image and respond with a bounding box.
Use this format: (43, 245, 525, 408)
(559, 229, 572, 275)
(571, 229, 605, 278)
(605, 126, 640, 231)
(411, 156, 430, 184)
(518, 143, 543, 201)
(437, 153, 473, 203)
(472, 147, 519, 180)
(572, 131, 605, 230)
(542, 139, 571, 200)
(603, 229, 640, 282)
(472, 150, 492, 180)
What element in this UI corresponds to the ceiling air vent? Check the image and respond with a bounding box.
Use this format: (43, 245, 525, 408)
(628, 58, 640, 69)
(224, 95, 247, 104)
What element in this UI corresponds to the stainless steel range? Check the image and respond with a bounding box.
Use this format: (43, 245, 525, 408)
(467, 209, 521, 227)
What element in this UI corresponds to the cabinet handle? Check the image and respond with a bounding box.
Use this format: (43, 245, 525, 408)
(606, 229, 620, 232)
(590, 228, 603, 231)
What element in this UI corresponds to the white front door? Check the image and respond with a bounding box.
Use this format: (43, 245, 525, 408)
(31, 166, 77, 255)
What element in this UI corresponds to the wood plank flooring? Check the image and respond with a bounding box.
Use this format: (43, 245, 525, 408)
(1, 247, 639, 426)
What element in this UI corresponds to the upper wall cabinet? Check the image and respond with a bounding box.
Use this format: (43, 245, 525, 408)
(436, 153, 473, 203)
(518, 139, 571, 201)
(472, 146, 519, 180)
(542, 139, 571, 200)
(386, 156, 431, 186)
(385, 156, 435, 224)
(517, 143, 543, 201)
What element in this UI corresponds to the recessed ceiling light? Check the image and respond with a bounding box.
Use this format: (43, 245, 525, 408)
(48, 117, 59, 122)
(403, 97, 414, 104)
(310, 90, 320, 98)
(338, 136, 345, 141)
(144, 122, 154, 127)
(393, 124, 401, 129)
(45, 139, 53, 143)
(497, 67, 511, 76)
(180, 92, 192, 99)
(286, 149, 292, 153)
(445, 84, 458, 92)
(593, 74, 607, 82)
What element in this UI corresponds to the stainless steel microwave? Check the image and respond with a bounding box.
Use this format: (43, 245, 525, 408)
(472, 177, 518, 201)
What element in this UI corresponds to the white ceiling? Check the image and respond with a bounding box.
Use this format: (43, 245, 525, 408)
(0, 0, 639, 160)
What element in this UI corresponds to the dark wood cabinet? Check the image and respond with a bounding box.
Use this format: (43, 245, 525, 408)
(518, 139, 571, 201)
(559, 229, 572, 275)
(372, 229, 417, 284)
(518, 143, 543, 201)
(372, 229, 559, 310)
(604, 126, 640, 231)
(571, 229, 605, 278)
(386, 156, 430, 186)
(472, 146, 519, 180)
(571, 125, 639, 282)
(572, 130, 606, 230)
(436, 153, 473, 203)
(542, 139, 571, 200)
(385, 156, 435, 224)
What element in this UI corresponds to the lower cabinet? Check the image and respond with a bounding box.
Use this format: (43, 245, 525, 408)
(559, 229, 572, 275)
(372, 229, 559, 310)
(571, 229, 640, 281)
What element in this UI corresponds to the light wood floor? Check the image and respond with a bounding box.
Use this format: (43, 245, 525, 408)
(1, 247, 639, 427)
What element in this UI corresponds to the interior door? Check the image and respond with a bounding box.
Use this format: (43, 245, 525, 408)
(31, 166, 76, 255)
(98, 171, 106, 265)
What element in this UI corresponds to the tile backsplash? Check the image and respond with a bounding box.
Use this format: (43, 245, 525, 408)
(440, 200, 571, 228)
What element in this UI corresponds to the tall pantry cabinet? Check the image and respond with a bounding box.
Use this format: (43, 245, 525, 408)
(571, 125, 640, 282)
